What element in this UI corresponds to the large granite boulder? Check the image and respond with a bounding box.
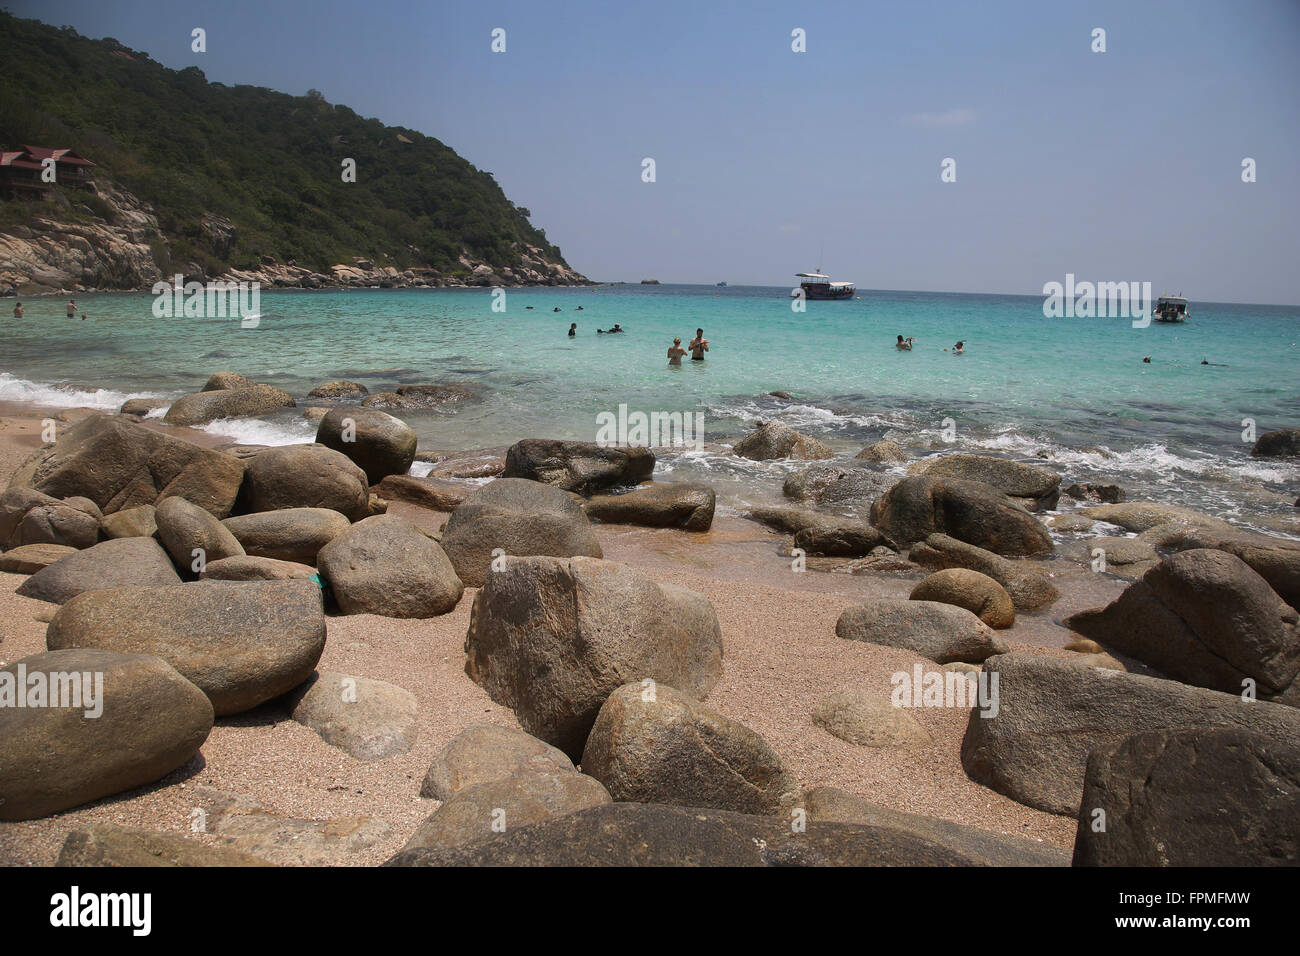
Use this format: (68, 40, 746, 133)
(1251, 428, 1300, 458)
(314, 407, 417, 484)
(0, 543, 77, 573)
(855, 440, 908, 463)
(317, 515, 463, 617)
(240, 444, 370, 520)
(201, 371, 258, 391)
(99, 504, 158, 539)
(959, 653, 1300, 815)
(501, 438, 655, 495)
(16, 537, 181, 604)
(46, 580, 326, 715)
(385, 803, 984, 866)
(836, 599, 1006, 663)
(909, 454, 1061, 510)
(0, 649, 212, 820)
(0, 488, 99, 549)
(793, 521, 895, 557)
(465, 555, 723, 758)
(908, 533, 1058, 610)
(1072, 728, 1300, 866)
(804, 787, 1068, 866)
(163, 384, 296, 427)
(1156, 525, 1300, 609)
(731, 422, 833, 461)
(307, 380, 369, 400)
(7, 414, 245, 517)
(869, 476, 1053, 556)
(911, 568, 1015, 629)
(375, 474, 471, 512)
(199, 555, 318, 581)
(743, 506, 845, 535)
(154, 496, 244, 572)
(421, 725, 577, 800)
(402, 771, 612, 852)
(585, 482, 715, 531)
(439, 478, 602, 588)
(1065, 549, 1300, 703)
(781, 464, 896, 513)
(581, 683, 800, 814)
(221, 507, 350, 564)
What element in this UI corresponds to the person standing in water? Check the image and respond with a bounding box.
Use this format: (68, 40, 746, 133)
(896, 335, 914, 350)
(668, 337, 687, 366)
(12, 302, 22, 318)
(66, 299, 77, 318)
(689, 328, 709, 361)
(568, 323, 577, 337)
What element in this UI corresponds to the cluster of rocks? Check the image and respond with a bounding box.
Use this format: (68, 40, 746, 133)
(6, 396, 1300, 866)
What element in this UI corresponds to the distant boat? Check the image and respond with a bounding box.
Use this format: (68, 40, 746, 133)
(716, 281, 727, 287)
(1153, 294, 1189, 323)
(794, 270, 855, 301)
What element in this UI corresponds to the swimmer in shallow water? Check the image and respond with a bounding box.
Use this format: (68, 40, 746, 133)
(689, 328, 709, 361)
(896, 335, 914, 351)
(668, 337, 687, 366)
(568, 323, 577, 337)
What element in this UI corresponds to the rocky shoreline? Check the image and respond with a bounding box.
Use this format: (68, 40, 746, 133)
(0, 184, 590, 297)
(1, 377, 1298, 867)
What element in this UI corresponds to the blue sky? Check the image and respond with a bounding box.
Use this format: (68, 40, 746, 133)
(11, 0, 1300, 302)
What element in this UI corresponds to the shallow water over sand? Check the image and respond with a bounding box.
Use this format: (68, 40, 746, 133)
(2, 284, 1297, 532)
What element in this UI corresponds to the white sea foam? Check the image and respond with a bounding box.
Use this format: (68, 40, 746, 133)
(197, 416, 316, 446)
(0, 371, 162, 410)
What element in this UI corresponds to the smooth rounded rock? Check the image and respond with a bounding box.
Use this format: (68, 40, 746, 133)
(241, 444, 370, 520)
(910, 568, 1015, 629)
(318, 515, 463, 617)
(0, 649, 213, 820)
(315, 406, 417, 484)
(221, 507, 350, 564)
(581, 682, 799, 815)
(16, 537, 181, 604)
(46, 580, 326, 715)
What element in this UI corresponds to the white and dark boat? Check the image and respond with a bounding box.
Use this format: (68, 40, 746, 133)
(1153, 295, 1189, 323)
(794, 270, 855, 300)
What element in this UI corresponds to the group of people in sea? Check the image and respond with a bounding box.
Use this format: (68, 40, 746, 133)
(896, 335, 964, 353)
(566, 322, 625, 336)
(669, 329, 709, 366)
(10, 300, 86, 320)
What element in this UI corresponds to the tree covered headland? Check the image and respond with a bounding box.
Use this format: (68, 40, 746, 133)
(0, 12, 576, 278)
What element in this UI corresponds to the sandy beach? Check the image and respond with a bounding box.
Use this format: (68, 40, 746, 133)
(0, 401, 1130, 866)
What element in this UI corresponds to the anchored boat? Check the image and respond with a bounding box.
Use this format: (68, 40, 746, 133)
(794, 270, 855, 300)
(1153, 295, 1189, 323)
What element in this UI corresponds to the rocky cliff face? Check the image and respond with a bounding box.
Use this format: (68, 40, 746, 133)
(0, 183, 588, 296)
(0, 185, 165, 295)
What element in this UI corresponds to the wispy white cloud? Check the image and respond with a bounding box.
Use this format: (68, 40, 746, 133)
(904, 108, 976, 127)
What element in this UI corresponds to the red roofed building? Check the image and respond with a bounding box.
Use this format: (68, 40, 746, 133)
(0, 145, 96, 199)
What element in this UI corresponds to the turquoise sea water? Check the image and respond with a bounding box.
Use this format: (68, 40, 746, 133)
(2, 284, 1298, 529)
